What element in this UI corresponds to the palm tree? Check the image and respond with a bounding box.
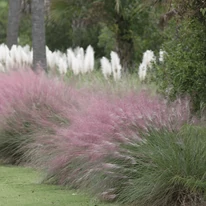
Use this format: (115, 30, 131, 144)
(31, 0, 47, 72)
(6, 0, 21, 49)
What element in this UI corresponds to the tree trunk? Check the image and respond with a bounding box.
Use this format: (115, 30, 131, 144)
(31, 0, 47, 72)
(115, 15, 134, 72)
(6, 0, 21, 49)
(116, 35, 134, 72)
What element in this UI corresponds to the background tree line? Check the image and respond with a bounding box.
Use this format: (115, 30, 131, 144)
(1, 0, 206, 111)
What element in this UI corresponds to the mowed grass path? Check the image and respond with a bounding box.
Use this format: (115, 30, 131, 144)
(0, 166, 118, 206)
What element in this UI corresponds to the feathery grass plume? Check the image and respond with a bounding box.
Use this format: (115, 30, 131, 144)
(0, 43, 70, 74)
(110, 51, 121, 81)
(0, 43, 107, 76)
(0, 44, 32, 71)
(66, 48, 73, 70)
(5, 55, 14, 71)
(76, 47, 85, 74)
(0, 70, 79, 164)
(0, 44, 10, 65)
(138, 50, 156, 81)
(53, 50, 65, 74)
(72, 46, 85, 74)
(67, 47, 80, 75)
(72, 55, 81, 75)
(84, 45, 95, 73)
(57, 56, 68, 74)
(100, 57, 112, 79)
(66, 46, 95, 75)
(46, 46, 56, 71)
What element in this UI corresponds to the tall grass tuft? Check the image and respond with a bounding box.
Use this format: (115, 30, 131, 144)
(100, 125, 206, 206)
(0, 70, 79, 164)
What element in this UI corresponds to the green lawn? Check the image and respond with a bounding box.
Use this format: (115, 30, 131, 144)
(0, 165, 118, 206)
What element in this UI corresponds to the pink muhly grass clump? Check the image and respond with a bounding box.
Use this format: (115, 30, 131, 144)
(72, 90, 192, 148)
(37, 92, 118, 186)
(71, 91, 193, 200)
(38, 89, 193, 191)
(0, 70, 81, 164)
(111, 92, 192, 138)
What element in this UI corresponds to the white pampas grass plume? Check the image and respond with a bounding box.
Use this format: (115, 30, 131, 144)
(57, 58, 68, 74)
(138, 63, 147, 81)
(0, 44, 9, 63)
(67, 48, 74, 70)
(10, 45, 19, 65)
(77, 47, 85, 74)
(110, 51, 121, 81)
(67, 48, 81, 75)
(72, 56, 80, 75)
(22, 45, 30, 53)
(138, 50, 156, 81)
(46, 46, 56, 70)
(5, 55, 14, 70)
(100, 57, 112, 79)
(84, 45, 94, 72)
(0, 43, 97, 75)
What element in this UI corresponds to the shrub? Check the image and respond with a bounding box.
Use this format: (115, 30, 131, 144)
(151, 19, 206, 112)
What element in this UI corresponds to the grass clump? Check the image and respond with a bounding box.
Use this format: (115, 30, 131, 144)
(0, 70, 79, 164)
(98, 125, 206, 206)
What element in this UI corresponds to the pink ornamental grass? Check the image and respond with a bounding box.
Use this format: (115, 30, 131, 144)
(37, 89, 193, 189)
(0, 70, 82, 164)
(67, 92, 193, 199)
(0, 70, 84, 120)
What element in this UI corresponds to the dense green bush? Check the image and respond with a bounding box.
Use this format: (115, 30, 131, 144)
(152, 19, 206, 112)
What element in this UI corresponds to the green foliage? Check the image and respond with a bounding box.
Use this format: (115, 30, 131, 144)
(0, 0, 8, 44)
(46, 19, 72, 51)
(48, 0, 163, 70)
(0, 112, 42, 165)
(98, 24, 116, 58)
(152, 19, 206, 111)
(200, 7, 206, 17)
(107, 0, 163, 69)
(19, 14, 32, 46)
(132, 7, 163, 66)
(105, 125, 206, 206)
